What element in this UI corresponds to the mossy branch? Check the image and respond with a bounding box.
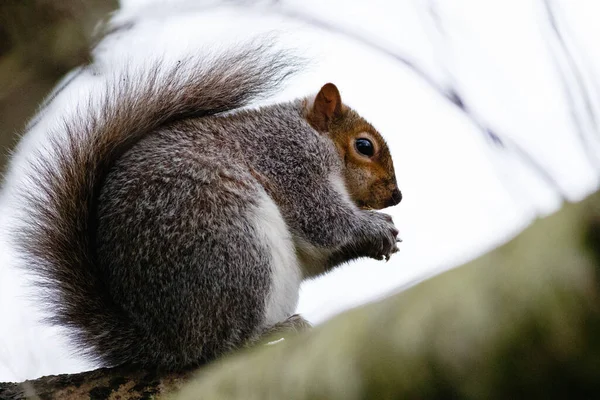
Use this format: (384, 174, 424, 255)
(174, 191, 600, 399)
(3, 191, 600, 399)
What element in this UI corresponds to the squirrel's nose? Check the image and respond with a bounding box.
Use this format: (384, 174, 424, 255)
(388, 188, 402, 207)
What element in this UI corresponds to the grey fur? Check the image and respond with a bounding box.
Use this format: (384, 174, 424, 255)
(14, 44, 399, 371)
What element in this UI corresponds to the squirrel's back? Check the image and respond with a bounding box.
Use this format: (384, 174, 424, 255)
(94, 106, 323, 366)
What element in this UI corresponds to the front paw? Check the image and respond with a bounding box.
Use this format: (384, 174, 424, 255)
(364, 211, 400, 261)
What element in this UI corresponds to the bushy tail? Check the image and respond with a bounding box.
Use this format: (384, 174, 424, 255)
(14, 44, 297, 366)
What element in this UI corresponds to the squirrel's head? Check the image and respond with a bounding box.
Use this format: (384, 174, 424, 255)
(304, 83, 402, 210)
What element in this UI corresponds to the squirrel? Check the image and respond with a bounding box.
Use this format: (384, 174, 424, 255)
(14, 44, 402, 371)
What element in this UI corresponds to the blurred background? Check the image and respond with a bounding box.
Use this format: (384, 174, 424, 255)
(0, 1, 116, 174)
(1, 0, 599, 382)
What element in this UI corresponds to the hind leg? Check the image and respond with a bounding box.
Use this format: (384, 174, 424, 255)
(248, 314, 312, 347)
(263, 314, 312, 338)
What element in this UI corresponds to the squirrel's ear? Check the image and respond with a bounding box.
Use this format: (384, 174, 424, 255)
(308, 83, 343, 131)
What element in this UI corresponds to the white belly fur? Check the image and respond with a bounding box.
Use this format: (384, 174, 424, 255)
(250, 191, 302, 328)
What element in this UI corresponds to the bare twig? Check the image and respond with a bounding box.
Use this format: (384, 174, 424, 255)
(541, 0, 600, 173)
(272, 5, 568, 199)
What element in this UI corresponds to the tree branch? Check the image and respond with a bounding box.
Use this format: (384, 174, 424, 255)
(0, 365, 192, 400)
(173, 190, 600, 399)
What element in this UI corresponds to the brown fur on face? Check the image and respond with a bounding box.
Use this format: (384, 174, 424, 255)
(305, 83, 401, 210)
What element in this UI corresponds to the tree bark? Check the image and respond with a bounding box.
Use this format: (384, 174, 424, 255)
(0, 366, 192, 400)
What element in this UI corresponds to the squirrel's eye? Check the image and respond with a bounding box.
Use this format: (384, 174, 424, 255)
(355, 138, 374, 157)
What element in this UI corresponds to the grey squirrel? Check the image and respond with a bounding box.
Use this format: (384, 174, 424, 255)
(15, 45, 402, 371)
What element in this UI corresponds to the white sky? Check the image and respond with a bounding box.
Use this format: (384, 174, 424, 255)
(1, 0, 599, 382)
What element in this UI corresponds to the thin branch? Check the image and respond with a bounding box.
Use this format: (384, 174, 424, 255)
(423, 0, 566, 205)
(272, 5, 567, 199)
(543, 0, 599, 130)
(541, 0, 600, 171)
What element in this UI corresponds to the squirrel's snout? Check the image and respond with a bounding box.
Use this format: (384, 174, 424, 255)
(387, 188, 402, 207)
